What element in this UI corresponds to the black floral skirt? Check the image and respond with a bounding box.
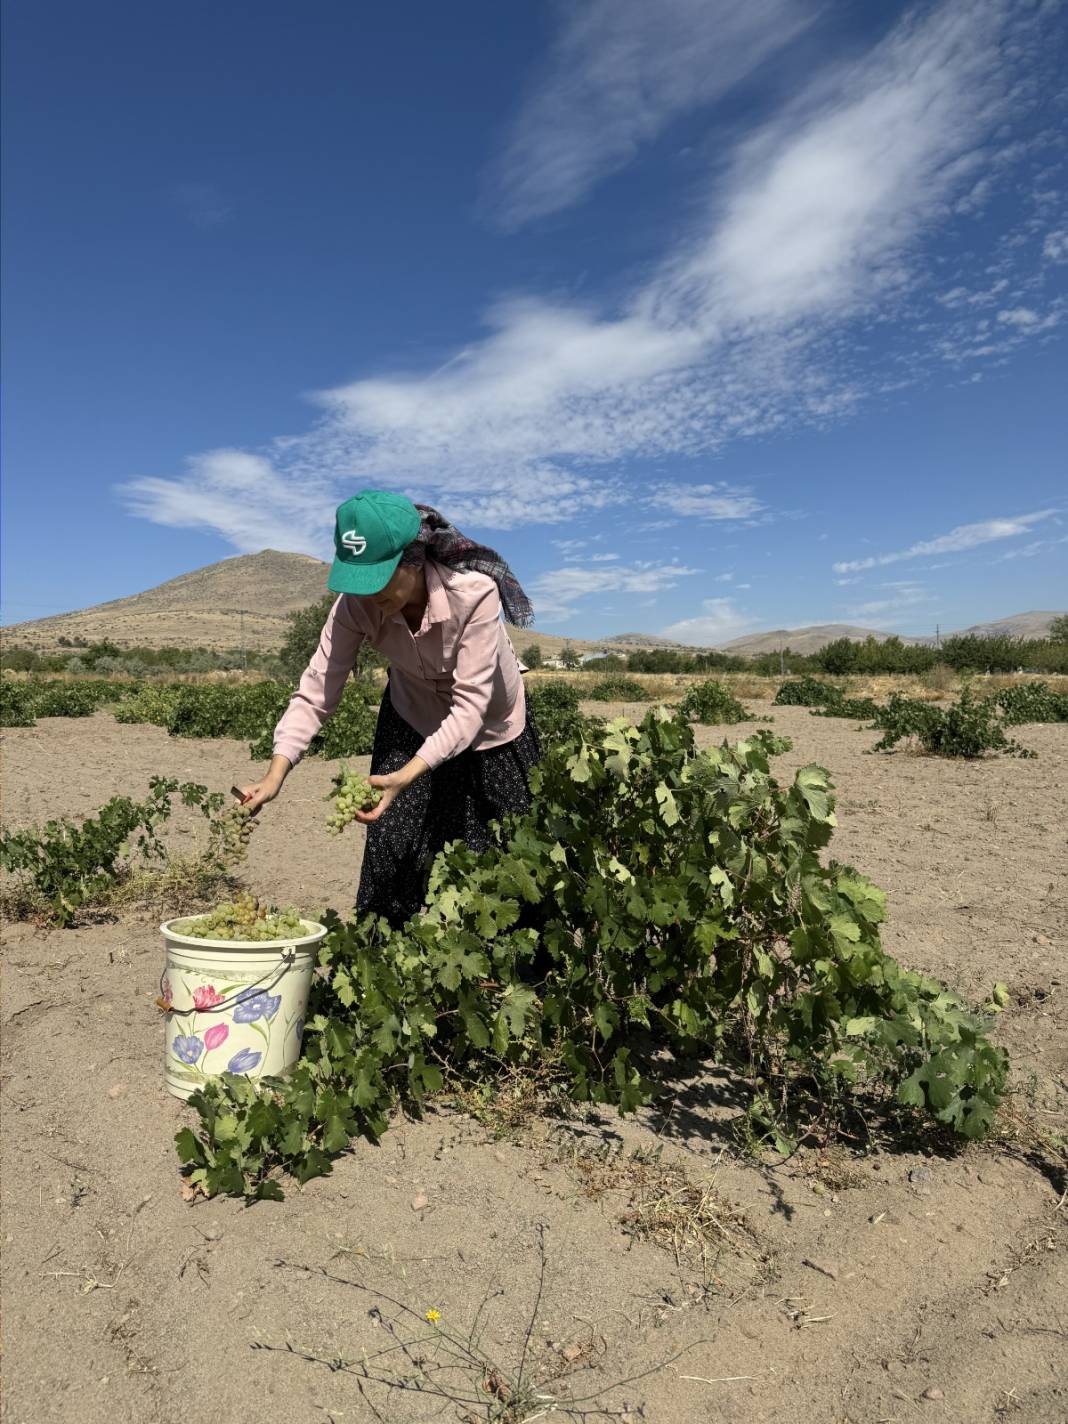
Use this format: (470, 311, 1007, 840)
(356, 683, 542, 927)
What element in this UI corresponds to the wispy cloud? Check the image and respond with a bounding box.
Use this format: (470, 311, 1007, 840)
(121, 450, 328, 554)
(833, 509, 1058, 574)
(648, 482, 765, 521)
(484, 0, 813, 228)
(660, 596, 754, 647)
(528, 560, 700, 622)
(844, 580, 931, 619)
(994, 533, 1068, 562)
(168, 183, 231, 229)
(122, 1, 1061, 557)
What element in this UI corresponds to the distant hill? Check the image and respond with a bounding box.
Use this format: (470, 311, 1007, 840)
(3, 551, 621, 658)
(941, 611, 1064, 641)
(717, 612, 1065, 656)
(4, 550, 1062, 660)
(601, 631, 701, 650)
(3, 550, 331, 651)
(718, 624, 921, 656)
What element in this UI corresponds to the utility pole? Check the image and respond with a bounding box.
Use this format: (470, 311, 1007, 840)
(780, 645, 785, 676)
(935, 623, 941, 651)
(240, 610, 247, 670)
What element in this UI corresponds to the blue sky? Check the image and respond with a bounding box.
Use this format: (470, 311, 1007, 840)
(2, 0, 1066, 644)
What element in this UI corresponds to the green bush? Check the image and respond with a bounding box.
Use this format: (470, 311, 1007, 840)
(586, 676, 651, 702)
(26, 679, 132, 717)
(812, 695, 881, 720)
(990, 681, 1068, 725)
(773, 677, 842, 707)
(525, 681, 602, 746)
(166, 682, 292, 741)
(0, 779, 232, 926)
(247, 680, 379, 761)
(0, 679, 37, 726)
(278, 594, 386, 684)
(179, 710, 1010, 1200)
(675, 678, 750, 724)
(112, 683, 183, 726)
(873, 690, 1034, 758)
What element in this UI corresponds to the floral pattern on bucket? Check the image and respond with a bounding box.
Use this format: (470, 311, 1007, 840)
(161, 917, 327, 1100)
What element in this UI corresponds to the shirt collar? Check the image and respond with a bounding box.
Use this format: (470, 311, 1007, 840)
(421, 559, 451, 630)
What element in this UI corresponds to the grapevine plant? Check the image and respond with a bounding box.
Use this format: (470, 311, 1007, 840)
(675, 678, 751, 724)
(872, 690, 1035, 758)
(989, 681, 1068, 725)
(0, 780, 253, 925)
(178, 709, 1009, 1200)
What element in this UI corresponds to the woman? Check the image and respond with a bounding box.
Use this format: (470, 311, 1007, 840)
(239, 489, 540, 926)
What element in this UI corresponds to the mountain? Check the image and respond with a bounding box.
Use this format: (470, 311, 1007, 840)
(943, 611, 1064, 641)
(602, 631, 693, 649)
(2, 552, 626, 657)
(4, 552, 1062, 659)
(717, 624, 922, 656)
(3, 550, 332, 651)
(716, 612, 1065, 655)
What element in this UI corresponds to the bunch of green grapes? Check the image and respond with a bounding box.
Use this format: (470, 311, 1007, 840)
(325, 765, 381, 835)
(214, 802, 258, 865)
(183, 894, 306, 941)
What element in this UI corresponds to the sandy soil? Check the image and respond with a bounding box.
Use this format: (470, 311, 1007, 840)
(2, 707, 1066, 1424)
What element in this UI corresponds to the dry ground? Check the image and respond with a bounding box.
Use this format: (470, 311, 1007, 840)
(2, 707, 1066, 1424)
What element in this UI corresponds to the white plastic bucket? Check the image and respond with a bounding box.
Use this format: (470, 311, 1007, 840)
(160, 917, 328, 1100)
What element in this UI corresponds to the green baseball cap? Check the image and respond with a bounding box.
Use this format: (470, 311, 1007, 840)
(327, 490, 422, 595)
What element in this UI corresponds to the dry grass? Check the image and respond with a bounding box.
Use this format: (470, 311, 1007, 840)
(441, 1059, 572, 1139)
(0, 853, 235, 928)
(551, 1138, 763, 1273)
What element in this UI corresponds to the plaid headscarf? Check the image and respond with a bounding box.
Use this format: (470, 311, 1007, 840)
(399, 504, 535, 628)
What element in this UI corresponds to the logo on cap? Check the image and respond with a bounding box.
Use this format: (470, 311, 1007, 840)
(341, 529, 367, 556)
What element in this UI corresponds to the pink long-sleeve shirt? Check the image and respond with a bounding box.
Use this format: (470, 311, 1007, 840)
(272, 560, 527, 772)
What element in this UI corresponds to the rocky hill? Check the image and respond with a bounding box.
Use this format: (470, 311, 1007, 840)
(940, 611, 1064, 642)
(3, 551, 332, 652)
(718, 624, 920, 656)
(4, 551, 1062, 659)
(3, 551, 618, 658)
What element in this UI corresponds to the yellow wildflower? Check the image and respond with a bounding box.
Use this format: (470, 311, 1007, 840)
(425, 1309, 442, 1324)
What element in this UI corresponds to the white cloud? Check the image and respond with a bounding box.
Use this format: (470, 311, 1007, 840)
(661, 597, 754, 647)
(937, 278, 1009, 308)
(485, 0, 813, 228)
(648, 0, 1021, 329)
(713, 572, 734, 583)
(648, 483, 765, 521)
(833, 509, 1058, 574)
(168, 183, 231, 229)
(589, 552, 620, 562)
(1043, 228, 1068, 263)
(527, 560, 700, 621)
(121, 450, 328, 554)
(994, 533, 1068, 562)
(845, 581, 931, 618)
(121, 1, 1059, 556)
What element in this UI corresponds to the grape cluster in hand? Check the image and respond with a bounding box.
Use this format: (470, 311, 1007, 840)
(216, 803, 258, 864)
(325, 766, 381, 835)
(182, 893, 306, 941)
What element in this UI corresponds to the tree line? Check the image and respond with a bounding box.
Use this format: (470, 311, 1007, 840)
(6, 611, 1067, 681)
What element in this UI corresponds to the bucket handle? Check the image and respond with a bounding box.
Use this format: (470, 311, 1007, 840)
(161, 947, 299, 1019)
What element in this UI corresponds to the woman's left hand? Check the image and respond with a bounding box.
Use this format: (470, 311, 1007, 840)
(355, 757, 430, 823)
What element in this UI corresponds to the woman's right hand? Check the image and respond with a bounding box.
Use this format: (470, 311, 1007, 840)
(236, 754, 292, 815)
(236, 778, 282, 815)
